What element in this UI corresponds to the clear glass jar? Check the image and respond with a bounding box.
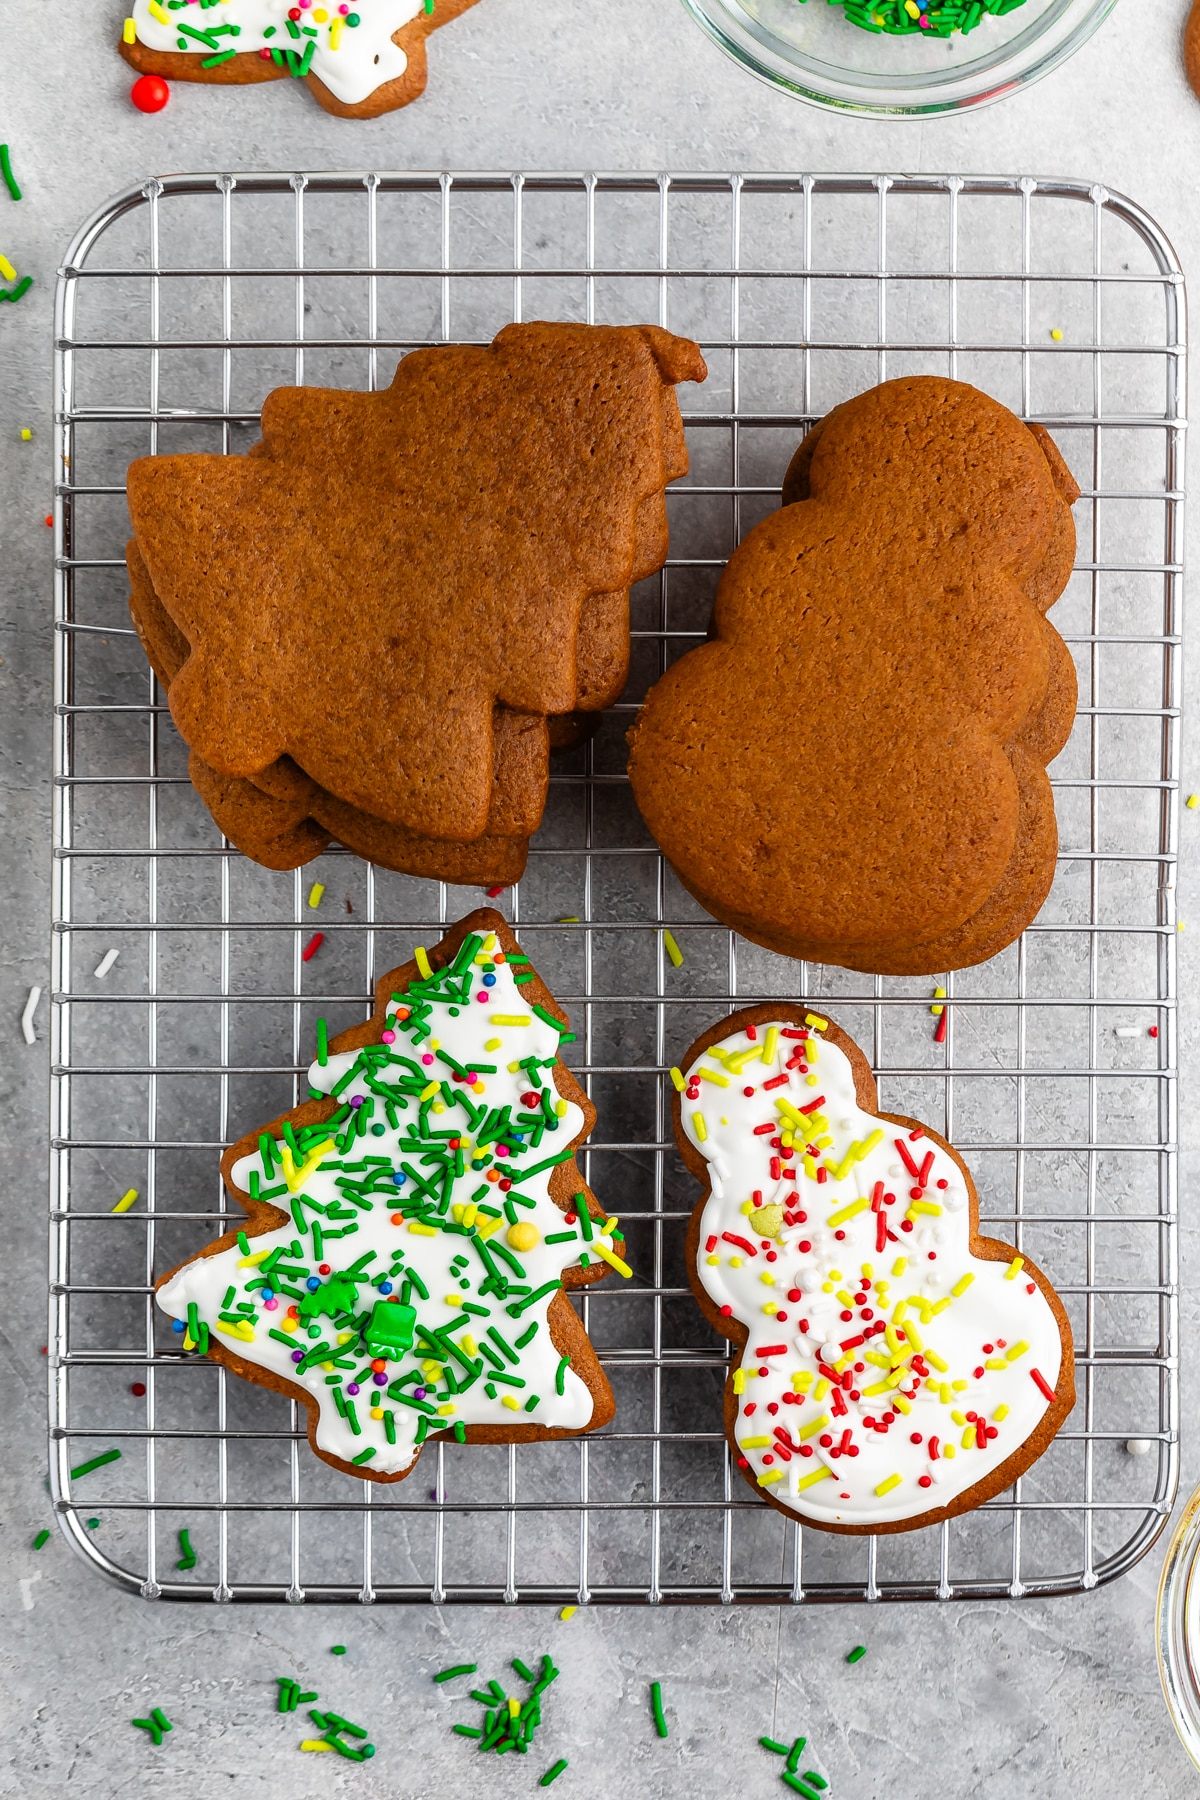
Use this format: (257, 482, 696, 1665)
(677, 0, 1119, 117)
(1157, 1483, 1200, 1770)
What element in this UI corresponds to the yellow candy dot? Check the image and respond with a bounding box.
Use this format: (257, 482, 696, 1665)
(370, 1406, 383, 1420)
(507, 1222, 540, 1252)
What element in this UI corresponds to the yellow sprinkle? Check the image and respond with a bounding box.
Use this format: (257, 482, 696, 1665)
(698, 1067, 729, 1088)
(592, 1242, 633, 1279)
(477, 1215, 503, 1238)
(985, 1358, 1008, 1371)
(805, 1013, 828, 1031)
(861, 1262, 874, 1279)
(706, 1255, 720, 1266)
(892, 1257, 908, 1277)
(814, 1378, 831, 1400)
(826, 1196, 870, 1227)
(408, 1221, 438, 1237)
(20, 427, 32, 441)
(491, 1014, 531, 1027)
(692, 1113, 708, 1142)
(762, 1304, 778, 1316)
(795, 1465, 834, 1491)
(994, 1404, 1010, 1422)
(669, 1066, 686, 1092)
(951, 1273, 975, 1298)
(1188, 796, 1199, 811)
(663, 929, 684, 968)
(931, 985, 946, 1017)
(281, 1316, 298, 1333)
(759, 1271, 777, 1287)
(733, 1368, 746, 1394)
(933, 1299, 952, 1315)
(280, 1138, 334, 1194)
(507, 1222, 540, 1251)
(216, 1320, 255, 1342)
(836, 1289, 854, 1307)
(925, 1348, 948, 1373)
(865, 1352, 891, 1369)
(952, 1379, 968, 1391)
(891, 1392, 912, 1415)
(300, 1740, 334, 1752)
(112, 1187, 139, 1214)
(419, 1081, 440, 1101)
(147, 0, 171, 21)
(438, 1403, 457, 1416)
(907, 1200, 942, 1218)
(791, 1371, 812, 1393)
(1005, 1340, 1030, 1361)
(875, 1473, 903, 1495)
(484, 1037, 502, 1051)
(414, 945, 432, 978)
(328, 12, 344, 46)
(740, 1435, 772, 1449)
(307, 882, 325, 909)
(237, 1248, 271, 1268)
(884, 1324, 901, 1355)
(483, 933, 496, 952)
(1004, 1256, 1024, 1281)
(729, 1256, 743, 1269)
(951, 1409, 967, 1426)
(444, 1294, 464, 1308)
(370, 1405, 383, 1420)
(804, 1041, 817, 1063)
(863, 1380, 893, 1397)
(1050, 327, 1064, 341)
(501, 1396, 521, 1412)
(559, 1606, 577, 1620)
(902, 1321, 924, 1352)
(123, 16, 137, 43)
(762, 1026, 779, 1066)
(460, 1334, 478, 1357)
(961, 1427, 977, 1450)
(799, 1413, 831, 1440)
(943, 1443, 956, 1460)
(885, 1368, 908, 1390)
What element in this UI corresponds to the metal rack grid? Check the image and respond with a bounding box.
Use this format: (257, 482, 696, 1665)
(50, 170, 1183, 1605)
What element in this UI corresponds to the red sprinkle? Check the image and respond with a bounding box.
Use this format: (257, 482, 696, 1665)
(722, 1232, 756, 1255)
(485, 885, 506, 898)
(301, 933, 324, 962)
(934, 1010, 948, 1045)
(705, 1235, 718, 1253)
(798, 1096, 826, 1115)
(1030, 1368, 1058, 1404)
(895, 1138, 921, 1179)
(752, 1123, 776, 1136)
(745, 1025, 757, 1040)
(762, 1073, 789, 1090)
(755, 1344, 787, 1358)
(130, 1382, 146, 1396)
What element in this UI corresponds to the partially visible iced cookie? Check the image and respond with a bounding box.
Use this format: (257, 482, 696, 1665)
(673, 1002, 1074, 1534)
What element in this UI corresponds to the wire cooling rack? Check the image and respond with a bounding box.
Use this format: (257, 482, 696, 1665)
(50, 171, 1183, 1605)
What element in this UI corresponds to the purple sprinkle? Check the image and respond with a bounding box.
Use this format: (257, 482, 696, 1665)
(350, 1095, 365, 1108)
(347, 1382, 361, 1396)
(429, 1488, 444, 1502)
(414, 1386, 427, 1400)
(291, 1350, 304, 1363)
(373, 1372, 388, 1387)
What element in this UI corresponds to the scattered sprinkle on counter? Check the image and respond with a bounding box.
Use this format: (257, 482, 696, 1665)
(442, 1651, 560, 1758)
(175, 1528, 196, 1570)
(650, 1679, 669, 1737)
(132, 1709, 173, 1745)
(846, 1643, 867, 1664)
(1050, 327, 1064, 341)
(32, 1528, 50, 1550)
(301, 932, 324, 962)
(112, 1188, 139, 1213)
(663, 929, 684, 968)
(0, 144, 22, 202)
(70, 1447, 121, 1480)
(308, 882, 325, 909)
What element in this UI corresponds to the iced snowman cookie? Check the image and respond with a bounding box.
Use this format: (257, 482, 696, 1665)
(120, 0, 481, 120)
(156, 909, 629, 1482)
(673, 1003, 1074, 1535)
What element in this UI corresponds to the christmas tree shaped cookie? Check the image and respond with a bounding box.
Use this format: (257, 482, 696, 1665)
(674, 1004, 1074, 1534)
(157, 909, 627, 1481)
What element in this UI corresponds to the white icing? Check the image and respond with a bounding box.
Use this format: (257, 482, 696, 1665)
(131, 0, 421, 106)
(681, 1020, 1065, 1528)
(157, 938, 621, 1476)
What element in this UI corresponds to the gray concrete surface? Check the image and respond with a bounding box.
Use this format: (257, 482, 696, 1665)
(4, 2, 1200, 1795)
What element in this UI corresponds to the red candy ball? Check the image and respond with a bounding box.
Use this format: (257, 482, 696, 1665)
(131, 74, 170, 113)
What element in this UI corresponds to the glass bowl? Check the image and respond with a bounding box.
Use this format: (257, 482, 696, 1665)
(677, 0, 1119, 116)
(1158, 1482, 1200, 1771)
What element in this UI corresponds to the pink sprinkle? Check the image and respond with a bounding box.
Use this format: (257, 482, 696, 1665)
(421, 1053, 434, 1065)
(381, 1030, 396, 1044)
(476, 991, 489, 1003)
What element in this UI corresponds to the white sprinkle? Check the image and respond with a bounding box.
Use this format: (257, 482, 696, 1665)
(1114, 1027, 1141, 1039)
(18, 1571, 41, 1612)
(1125, 1438, 1153, 1456)
(93, 948, 119, 980)
(819, 1341, 841, 1363)
(20, 986, 41, 1046)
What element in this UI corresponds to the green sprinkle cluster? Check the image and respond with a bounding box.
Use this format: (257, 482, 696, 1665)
(438, 1653, 563, 1771)
(277, 1675, 375, 1761)
(800, 0, 1029, 37)
(132, 1708, 172, 1746)
(760, 1733, 830, 1799)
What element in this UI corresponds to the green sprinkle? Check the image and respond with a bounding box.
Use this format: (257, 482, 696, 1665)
(453, 1723, 483, 1738)
(331, 1644, 347, 1654)
(800, 1776, 829, 1793)
(32, 1528, 50, 1550)
(150, 1709, 172, 1733)
(0, 144, 22, 202)
(131, 1718, 163, 1744)
(846, 1644, 867, 1664)
(786, 1736, 808, 1774)
(512, 1658, 535, 1682)
(175, 1528, 196, 1570)
(541, 1759, 569, 1786)
(434, 1663, 477, 1683)
(69, 1448, 121, 1480)
(555, 1355, 569, 1396)
(316, 1018, 328, 1066)
(760, 1736, 789, 1755)
(650, 1680, 668, 1739)
(782, 1777, 822, 1800)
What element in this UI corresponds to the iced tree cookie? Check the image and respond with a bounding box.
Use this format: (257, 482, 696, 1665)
(120, 0, 482, 120)
(673, 1002, 1074, 1534)
(156, 909, 630, 1482)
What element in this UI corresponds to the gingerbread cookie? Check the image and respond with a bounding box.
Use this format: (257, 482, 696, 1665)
(628, 377, 1078, 976)
(673, 1004, 1074, 1534)
(127, 322, 705, 844)
(156, 910, 630, 1482)
(120, 0, 482, 121)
